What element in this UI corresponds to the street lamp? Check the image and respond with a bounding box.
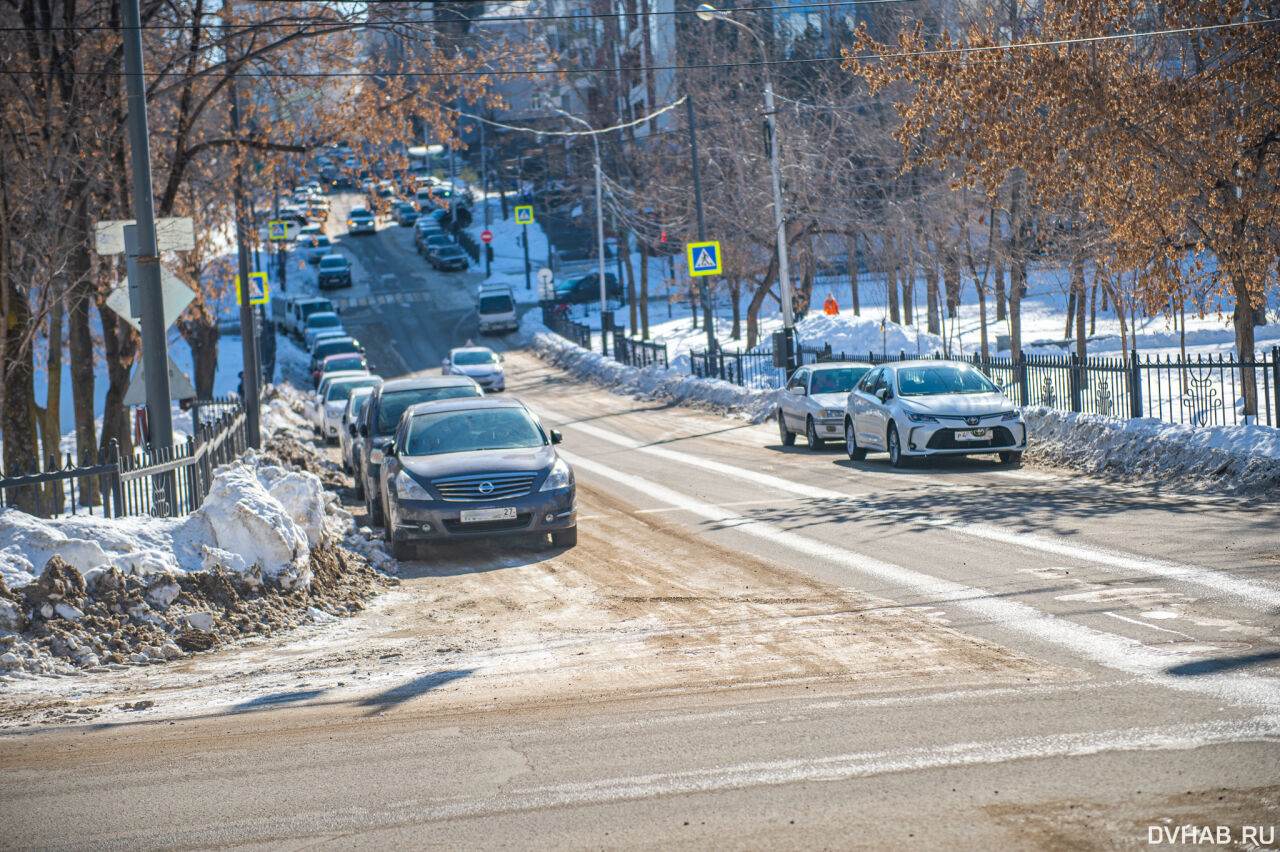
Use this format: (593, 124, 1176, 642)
(554, 107, 610, 354)
(697, 3, 796, 372)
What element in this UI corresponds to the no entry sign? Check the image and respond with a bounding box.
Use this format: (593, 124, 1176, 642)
(480, 229, 493, 243)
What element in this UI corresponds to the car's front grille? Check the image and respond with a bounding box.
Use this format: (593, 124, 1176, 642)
(433, 472, 536, 502)
(926, 426, 1016, 450)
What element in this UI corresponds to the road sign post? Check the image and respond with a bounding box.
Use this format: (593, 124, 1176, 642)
(516, 207, 534, 291)
(481, 229, 494, 277)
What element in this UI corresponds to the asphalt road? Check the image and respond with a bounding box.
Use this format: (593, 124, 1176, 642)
(2, 196, 1278, 850)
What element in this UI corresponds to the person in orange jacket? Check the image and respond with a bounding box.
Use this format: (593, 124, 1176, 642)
(823, 292, 839, 315)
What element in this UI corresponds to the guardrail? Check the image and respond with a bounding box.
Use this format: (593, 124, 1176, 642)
(0, 398, 249, 519)
(542, 305, 592, 350)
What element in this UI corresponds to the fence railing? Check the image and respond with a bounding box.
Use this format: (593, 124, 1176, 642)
(0, 399, 249, 520)
(612, 329, 668, 370)
(542, 305, 592, 350)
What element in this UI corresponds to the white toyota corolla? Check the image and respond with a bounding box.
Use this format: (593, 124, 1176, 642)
(843, 360, 1026, 468)
(442, 345, 505, 392)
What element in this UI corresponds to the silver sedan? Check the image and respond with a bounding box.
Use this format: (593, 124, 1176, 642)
(843, 360, 1026, 467)
(777, 362, 873, 450)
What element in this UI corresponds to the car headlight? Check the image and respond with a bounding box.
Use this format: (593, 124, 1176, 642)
(395, 470, 431, 501)
(538, 458, 573, 492)
(822, 408, 843, 419)
(904, 411, 938, 423)
(346, 220, 354, 227)
(1001, 410, 1022, 421)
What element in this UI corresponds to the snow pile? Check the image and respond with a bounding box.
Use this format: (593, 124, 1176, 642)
(1025, 408, 1280, 494)
(523, 313, 777, 422)
(0, 384, 396, 678)
(782, 312, 945, 360)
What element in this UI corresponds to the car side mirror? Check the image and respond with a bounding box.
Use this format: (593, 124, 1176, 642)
(348, 424, 357, 436)
(385, 442, 396, 457)
(550, 430, 563, 444)
(359, 423, 368, 437)
(789, 386, 806, 396)
(875, 388, 889, 402)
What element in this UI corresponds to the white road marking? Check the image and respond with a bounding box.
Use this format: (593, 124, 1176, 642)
(539, 406, 1280, 610)
(1104, 611, 1196, 639)
(558, 450, 1280, 714)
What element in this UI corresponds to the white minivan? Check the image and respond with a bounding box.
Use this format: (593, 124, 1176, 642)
(477, 286, 517, 334)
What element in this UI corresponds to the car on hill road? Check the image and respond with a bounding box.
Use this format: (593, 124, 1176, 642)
(303, 311, 344, 350)
(777, 361, 873, 449)
(429, 244, 469, 271)
(442, 345, 505, 392)
(378, 397, 576, 559)
(341, 387, 377, 481)
(318, 375, 381, 443)
(346, 207, 376, 235)
(843, 360, 1026, 468)
(317, 254, 352, 290)
(357, 376, 484, 526)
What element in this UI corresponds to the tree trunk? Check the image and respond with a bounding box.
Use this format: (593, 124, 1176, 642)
(65, 191, 98, 504)
(1072, 253, 1087, 362)
(1231, 272, 1258, 418)
(1064, 285, 1077, 340)
(638, 239, 650, 339)
(38, 295, 65, 508)
(746, 249, 779, 351)
(976, 272, 989, 358)
(730, 276, 742, 341)
(925, 261, 941, 335)
(98, 293, 138, 462)
(993, 250, 1007, 322)
(1, 281, 39, 511)
(942, 250, 961, 319)
(1006, 178, 1027, 362)
(886, 251, 901, 325)
(900, 241, 913, 326)
(620, 230, 637, 334)
(1089, 283, 1097, 336)
(846, 234, 860, 316)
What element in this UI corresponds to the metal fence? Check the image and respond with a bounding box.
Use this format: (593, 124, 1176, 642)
(0, 398, 249, 520)
(612, 330, 668, 369)
(803, 346, 1280, 428)
(542, 305, 592, 350)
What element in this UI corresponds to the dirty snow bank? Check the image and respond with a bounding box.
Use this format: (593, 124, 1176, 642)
(0, 383, 395, 678)
(523, 314, 777, 423)
(1024, 408, 1280, 495)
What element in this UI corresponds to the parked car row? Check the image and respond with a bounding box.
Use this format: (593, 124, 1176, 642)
(776, 360, 1027, 467)
(303, 343, 576, 560)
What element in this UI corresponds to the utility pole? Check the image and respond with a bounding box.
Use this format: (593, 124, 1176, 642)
(227, 19, 261, 448)
(121, 0, 173, 460)
(687, 96, 715, 353)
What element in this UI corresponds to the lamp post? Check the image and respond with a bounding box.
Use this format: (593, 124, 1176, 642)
(555, 108, 610, 355)
(697, 3, 796, 372)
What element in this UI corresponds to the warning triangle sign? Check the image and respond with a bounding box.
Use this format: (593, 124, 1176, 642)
(694, 248, 716, 270)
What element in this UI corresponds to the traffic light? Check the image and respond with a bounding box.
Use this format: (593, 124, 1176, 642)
(660, 230, 667, 243)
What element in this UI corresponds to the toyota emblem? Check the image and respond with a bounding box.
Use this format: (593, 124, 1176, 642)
(965, 416, 980, 426)
(478, 481, 494, 494)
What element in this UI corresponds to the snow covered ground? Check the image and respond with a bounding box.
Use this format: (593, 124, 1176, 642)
(0, 384, 394, 679)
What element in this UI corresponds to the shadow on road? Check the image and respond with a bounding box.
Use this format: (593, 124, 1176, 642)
(357, 670, 474, 716)
(1165, 650, 1280, 678)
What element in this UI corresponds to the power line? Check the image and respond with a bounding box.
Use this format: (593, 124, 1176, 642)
(2, 17, 1272, 78)
(0, 0, 921, 32)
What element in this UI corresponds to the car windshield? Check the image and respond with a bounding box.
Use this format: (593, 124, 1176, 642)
(453, 350, 498, 366)
(896, 364, 998, 396)
(375, 386, 482, 434)
(440, 248, 465, 258)
(350, 208, 369, 217)
(319, 257, 346, 269)
(347, 388, 374, 416)
(428, 236, 451, 246)
(404, 407, 544, 456)
(479, 295, 513, 313)
(326, 377, 377, 402)
(325, 356, 364, 371)
(810, 367, 870, 395)
(308, 314, 340, 329)
(312, 236, 330, 247)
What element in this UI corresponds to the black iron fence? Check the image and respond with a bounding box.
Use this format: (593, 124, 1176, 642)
(542, 304, 592, 350)
(0, 399, 249, 520)
(800, 346, 1280, 428)
(612, 329, 668, 369)
(690, 347, 786, 389)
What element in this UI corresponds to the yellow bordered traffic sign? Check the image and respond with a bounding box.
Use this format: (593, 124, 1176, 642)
(235, 271, 269, 306)
(514, 205, 534, 225)
(267, 220, 290, 241)
(686, 240, 721, 277)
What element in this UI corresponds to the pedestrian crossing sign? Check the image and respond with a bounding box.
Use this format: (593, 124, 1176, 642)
(236, 271, 269, 306)
(267, 220, 290, 241)
(686, 240, 721, 277)
(515, 206, 535, 225)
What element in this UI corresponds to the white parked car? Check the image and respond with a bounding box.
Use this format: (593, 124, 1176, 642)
(442, 345, 505, 392)
(340, 386, 377, 475)
(777, 361, 873, 449)
(319, 375, 381, 443)
(312, 371, 369, 430)
(843, 360, 1027, 467)
(303, 311, 344, 350)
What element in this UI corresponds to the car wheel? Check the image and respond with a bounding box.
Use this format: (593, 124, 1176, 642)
(887, 424, 910, 468)
(777, 410, 795, 447)
(551, 526, 578, 548)
(845, 419, 867, 461)
(352, 465, 364, 500)
(365, 489, 383, 526)
(999, 451, 1023, 467)
(806, 417, 825, 450)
